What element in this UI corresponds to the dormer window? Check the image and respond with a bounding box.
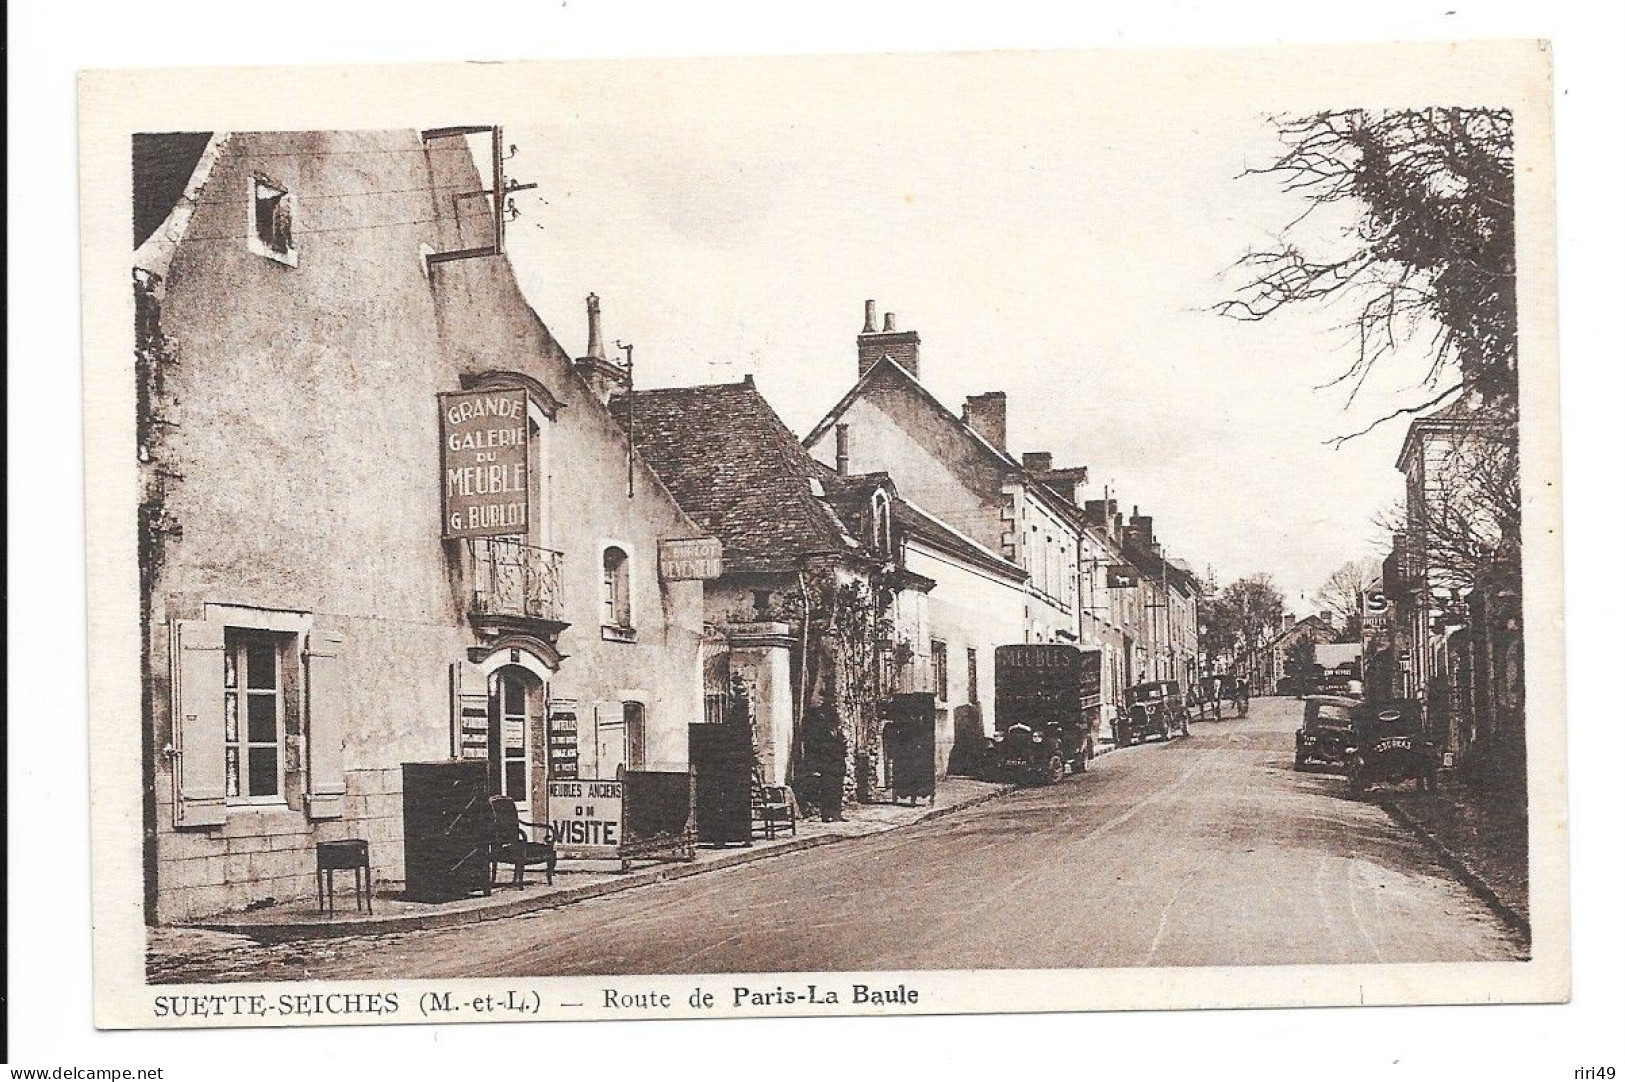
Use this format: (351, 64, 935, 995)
(248, 176, 298, 266)
(871, 489, 893, 556)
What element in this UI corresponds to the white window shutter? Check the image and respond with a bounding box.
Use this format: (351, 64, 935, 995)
(172, 620, 228, 828)
(304, 629, 347, 819)
(452, 660, 490, 762)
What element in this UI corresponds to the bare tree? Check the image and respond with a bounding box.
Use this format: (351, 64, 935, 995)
(1218, 108, 1517, 439)
(1314, 557, 1382, 640)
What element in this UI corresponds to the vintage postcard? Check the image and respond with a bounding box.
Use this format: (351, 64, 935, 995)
(80, 41, 1567, 1028)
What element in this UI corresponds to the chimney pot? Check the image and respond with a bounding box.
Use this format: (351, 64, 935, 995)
(856, 309, 922, 380)
(584, 293, 606, 361)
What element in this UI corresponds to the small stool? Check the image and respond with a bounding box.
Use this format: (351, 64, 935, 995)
(316, 839, 372, 916)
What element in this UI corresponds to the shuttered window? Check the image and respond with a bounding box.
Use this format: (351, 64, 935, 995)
(224, 631, 287, 801)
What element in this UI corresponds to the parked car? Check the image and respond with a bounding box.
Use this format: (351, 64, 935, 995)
(1347, 699, 1438, 795)
(1116, 680, 1189, 746)
(987, 645, 1099, 784)
(1294, 694, 1360, 771)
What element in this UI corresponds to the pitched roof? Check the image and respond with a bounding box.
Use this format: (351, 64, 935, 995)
(608, 379, 859, 574)
(801, 353, 1094, 532)
(803, 354, 1020, 470)
(817, 468, 1026, 583)
(1261, 614, 1334, 652)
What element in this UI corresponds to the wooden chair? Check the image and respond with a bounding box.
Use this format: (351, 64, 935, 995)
(487, 795, 557, 888)
(750, 771, 797, 840)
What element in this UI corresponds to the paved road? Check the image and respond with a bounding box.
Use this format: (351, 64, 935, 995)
(156, 697, 1522, 980)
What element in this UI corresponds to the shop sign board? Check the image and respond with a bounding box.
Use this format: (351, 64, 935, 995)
(439, 388, 528, 538)
(546, 778, 623, 859)
(658, 537, 723, 581)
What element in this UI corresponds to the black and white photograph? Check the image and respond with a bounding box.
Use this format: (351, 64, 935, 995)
(68, 34, 1582, 1041)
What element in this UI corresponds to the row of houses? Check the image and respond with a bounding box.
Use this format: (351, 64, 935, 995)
(132, 128, 1201, 922)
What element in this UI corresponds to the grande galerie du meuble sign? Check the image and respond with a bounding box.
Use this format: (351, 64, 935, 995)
(439, 389, 528, 538)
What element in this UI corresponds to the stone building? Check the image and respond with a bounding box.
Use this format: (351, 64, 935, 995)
(804, 303, 1086, 650)
(1392, 394, 1523, 779)
(133, 129, 708, 923)
(611, 377, 1027, 789)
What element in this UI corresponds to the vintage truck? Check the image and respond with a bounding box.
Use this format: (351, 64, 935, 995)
(987, 644, 1101, 784)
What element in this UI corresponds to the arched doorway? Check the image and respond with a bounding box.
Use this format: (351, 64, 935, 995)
(490, 665, 546, 815)
(460, 639, 559, 816)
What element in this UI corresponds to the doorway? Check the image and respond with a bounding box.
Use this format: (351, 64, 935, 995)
(491, 667, 545, 815)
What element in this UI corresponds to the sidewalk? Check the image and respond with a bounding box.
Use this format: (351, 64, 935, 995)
(176, 776, 1016, 943)
(1381, 776, 1530, 938)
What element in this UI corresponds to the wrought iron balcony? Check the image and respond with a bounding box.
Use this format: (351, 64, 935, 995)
(468, 537, 566, 630)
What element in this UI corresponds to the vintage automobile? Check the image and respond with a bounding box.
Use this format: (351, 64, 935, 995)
(1294, 694, 1360, 771)
(1346, 699, 1438, 795)
(1116, 680, 1189, 746)
(987, 645, 1099, 784)
(987, 719, 1091, 785)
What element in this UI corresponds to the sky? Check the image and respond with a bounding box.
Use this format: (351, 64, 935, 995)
(495, 51, 1448, 608)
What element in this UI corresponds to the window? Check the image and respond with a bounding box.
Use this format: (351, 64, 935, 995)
(223, 631, 289, 801)
(624, 701, 647, 771)
(248, 177, 297, 265)
(931, 640, 949, 702)
(602, 545, 632, 632)
(966, 648, 979, 703)
(872, 489, 893, 556)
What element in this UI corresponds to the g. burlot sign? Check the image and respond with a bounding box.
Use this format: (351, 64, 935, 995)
(439, 389, 528, 538)
(658, 536, 723, 581)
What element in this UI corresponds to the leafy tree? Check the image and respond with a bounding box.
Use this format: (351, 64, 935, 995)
(1219, 108, 1517, 438)
(1285, 636, 1320, 680)
(1204, 574, 1286, 672)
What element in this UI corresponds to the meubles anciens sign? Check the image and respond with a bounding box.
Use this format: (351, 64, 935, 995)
(439, 389, 528, 538)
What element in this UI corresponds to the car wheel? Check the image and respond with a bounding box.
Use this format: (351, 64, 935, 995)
(1293, 754, 1307, 772)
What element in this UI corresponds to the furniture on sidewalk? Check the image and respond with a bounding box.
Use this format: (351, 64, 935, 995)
(751, 770, 797, 840)
(402, 760, 491, 902)
(690, 721, 755, 846)
(487, 795, 557, 887)
(315, 838, 373, 916)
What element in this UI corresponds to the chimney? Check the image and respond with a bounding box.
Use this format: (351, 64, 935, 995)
(1022, 451, 1053, 473)
(961, 392, 1007, 452)
(584, 292, 606, 361)
(1319, 609, 1333, 624)
(574, 292, 627, 404)
(1127, 510, 1156, 549)
(857, 300, 922, 379)
(835, 424, 851, 476)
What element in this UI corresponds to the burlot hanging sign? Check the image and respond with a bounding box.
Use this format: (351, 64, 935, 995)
(439, 388, 529, 538)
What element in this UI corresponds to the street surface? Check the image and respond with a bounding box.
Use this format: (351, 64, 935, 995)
(155, 697, 1523, 981)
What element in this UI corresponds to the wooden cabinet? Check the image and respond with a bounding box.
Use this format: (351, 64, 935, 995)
(689, 722, 753, 846)
(402, 760, 490, 901)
